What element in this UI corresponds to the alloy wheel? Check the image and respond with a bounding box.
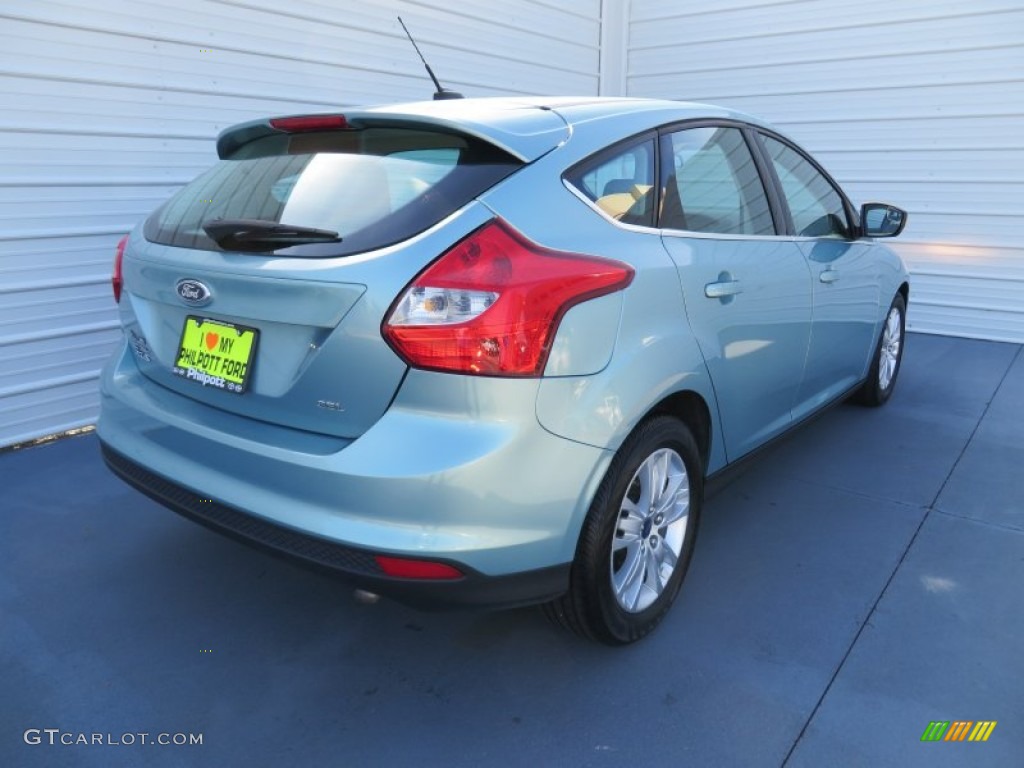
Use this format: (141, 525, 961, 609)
(879, 306, 902, 390)
(610, 448, 690, 613)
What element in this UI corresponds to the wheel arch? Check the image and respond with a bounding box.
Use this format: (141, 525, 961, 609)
(898, 281, 909, 304)
(642, 389, 714, 473)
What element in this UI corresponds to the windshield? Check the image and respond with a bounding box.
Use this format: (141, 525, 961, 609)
(144, 127, 521, 257)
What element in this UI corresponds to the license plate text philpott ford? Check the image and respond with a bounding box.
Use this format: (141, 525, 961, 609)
(173, 316, 258, 394)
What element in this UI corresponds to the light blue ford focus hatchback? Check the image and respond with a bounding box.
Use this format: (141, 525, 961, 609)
(98, 97, 909, 644)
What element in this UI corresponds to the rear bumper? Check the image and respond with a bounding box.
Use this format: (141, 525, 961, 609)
(97, 345, 612, 608)
(101, 443, 568, 608)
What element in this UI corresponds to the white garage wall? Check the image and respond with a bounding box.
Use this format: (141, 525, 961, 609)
(0, 0, 601, 447)
(627, 0, 1024, 343)
(3, 0, 1019, 448)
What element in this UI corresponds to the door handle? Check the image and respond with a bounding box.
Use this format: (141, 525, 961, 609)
(705, 279, 743, 299)
(819, 268, 840, 284)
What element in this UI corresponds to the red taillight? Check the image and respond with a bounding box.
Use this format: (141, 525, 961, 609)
(382, 220, 634, 376)
(374, 556, 464, 580)
(270, 115, 350, 132)
(112, 234, 128, 303)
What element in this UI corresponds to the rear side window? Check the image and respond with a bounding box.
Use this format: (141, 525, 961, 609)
(565, 138, 657, 227)
(144, 128, 521, 257)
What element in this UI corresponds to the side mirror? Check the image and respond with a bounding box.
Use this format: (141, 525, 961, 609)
(861, 202, 907, 238)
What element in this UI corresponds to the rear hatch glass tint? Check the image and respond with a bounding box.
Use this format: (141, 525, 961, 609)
(144, 127, 522, 257)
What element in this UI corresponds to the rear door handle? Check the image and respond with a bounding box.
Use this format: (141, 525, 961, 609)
(705, 279, 743, 299)
(819, 268, 840, 284)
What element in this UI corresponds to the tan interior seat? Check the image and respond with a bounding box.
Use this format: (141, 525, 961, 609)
(595, 184, 653, 220)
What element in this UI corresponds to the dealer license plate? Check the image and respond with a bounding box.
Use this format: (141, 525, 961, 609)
(173, 316, 258, 394)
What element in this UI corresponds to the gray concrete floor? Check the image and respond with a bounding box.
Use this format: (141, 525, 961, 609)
(1, 333, 1021, 768)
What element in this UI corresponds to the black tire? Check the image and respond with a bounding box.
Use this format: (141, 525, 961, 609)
(543, 415, 703, 645)
(855, 292, 906, 407)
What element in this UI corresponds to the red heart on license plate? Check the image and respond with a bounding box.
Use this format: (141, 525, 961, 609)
(205, 332, 218, 350)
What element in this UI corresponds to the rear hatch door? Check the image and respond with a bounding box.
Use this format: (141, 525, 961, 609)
(120, 109, 564, 438)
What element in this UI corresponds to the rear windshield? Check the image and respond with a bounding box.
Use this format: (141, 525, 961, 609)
(144, 127, 522, 257)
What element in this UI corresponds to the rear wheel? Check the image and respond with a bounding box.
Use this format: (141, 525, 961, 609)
(856, 293, 906, 406)
(544, 416, 703, 645)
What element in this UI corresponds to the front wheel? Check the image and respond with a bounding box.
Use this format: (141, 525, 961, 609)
(855, 292, 906, 407)
(543, 416, 703, 645)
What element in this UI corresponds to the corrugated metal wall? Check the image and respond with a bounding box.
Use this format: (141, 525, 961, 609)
(3, 0, 1020, 447)
(627, 0, 1024, 343)
(0, 0, 600, 447)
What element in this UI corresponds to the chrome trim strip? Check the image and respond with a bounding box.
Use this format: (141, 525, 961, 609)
(561, 179, 660, 235)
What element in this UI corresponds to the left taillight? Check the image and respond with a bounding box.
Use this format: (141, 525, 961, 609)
(112, 234, 127, 303)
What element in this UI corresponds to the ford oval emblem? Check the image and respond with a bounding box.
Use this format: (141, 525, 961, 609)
(176, 279, 211, 306)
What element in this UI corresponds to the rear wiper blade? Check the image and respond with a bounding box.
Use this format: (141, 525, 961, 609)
(203, 218, 341, 251)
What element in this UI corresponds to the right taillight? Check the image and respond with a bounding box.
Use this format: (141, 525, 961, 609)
(112, 234, 128, 303)
(382, 219, 634, 377)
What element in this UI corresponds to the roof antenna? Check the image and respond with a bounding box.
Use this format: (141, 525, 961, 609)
(397, 16, 463, 101)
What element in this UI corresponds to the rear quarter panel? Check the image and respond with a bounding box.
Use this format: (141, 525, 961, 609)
(480, 152, 726, 473)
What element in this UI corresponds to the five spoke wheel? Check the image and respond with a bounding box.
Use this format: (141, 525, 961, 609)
(878, 305, 902, 391)
(543, 416, 702, 645)
(856, 292, 906, 407)
(611, 448, 690, 613)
